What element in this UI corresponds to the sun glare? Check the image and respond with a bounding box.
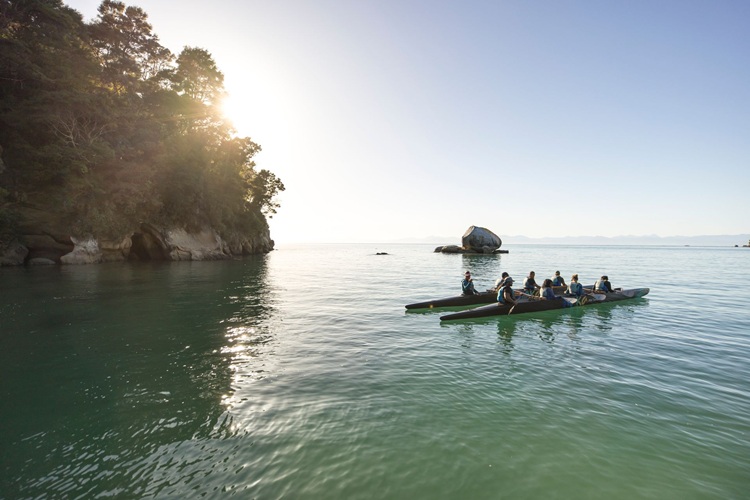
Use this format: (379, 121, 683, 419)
(220, 93, 254, 137)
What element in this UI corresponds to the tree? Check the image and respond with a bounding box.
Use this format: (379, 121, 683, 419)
(172, 47, 224, 104)
(0, 0, 284, 247)
(88, 0, 173, 95)
(0, 0, 100, 184)
(245, 168, 285, 218)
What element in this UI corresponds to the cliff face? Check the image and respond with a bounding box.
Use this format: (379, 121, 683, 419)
(0, 207, 274, 266)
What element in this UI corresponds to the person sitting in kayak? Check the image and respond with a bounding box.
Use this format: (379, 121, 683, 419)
(594, 275, 614, 293)
(538, 279, 557, 300)
(523, 271, 540, 295)
(551, 271, 566, 287)
(494, 271, 511, 291)
(567, 274, 585, 297)
(496, 276, 517, 305)
(462, 270, 480, 295)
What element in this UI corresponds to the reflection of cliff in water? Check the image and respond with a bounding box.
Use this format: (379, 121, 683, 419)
(0, 257, 274, 498)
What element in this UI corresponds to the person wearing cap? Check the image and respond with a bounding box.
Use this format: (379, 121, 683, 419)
(496, 275, 517, 305)
(523, 271, 540, 295)
(551, 270, 566, 287)
(594, 275, 614, 293)
(567, 274, 585, 297)
(461, 270, 480, 295)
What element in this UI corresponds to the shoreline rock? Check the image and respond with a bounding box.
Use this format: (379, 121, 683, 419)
(1, 221, 275, 267)
(434, 225, 508, 254)
(433, 245, 509, 254)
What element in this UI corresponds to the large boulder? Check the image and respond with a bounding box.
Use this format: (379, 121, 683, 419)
(461, 226, 502, 252)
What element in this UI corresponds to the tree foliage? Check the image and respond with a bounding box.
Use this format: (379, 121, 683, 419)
(0, 0, 283, 241)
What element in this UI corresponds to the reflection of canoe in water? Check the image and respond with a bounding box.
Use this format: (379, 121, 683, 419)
(439, 288, 649, 321)
(405, 285, 571, 310)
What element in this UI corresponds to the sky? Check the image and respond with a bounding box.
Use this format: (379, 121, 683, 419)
(65, 0, 750, 244)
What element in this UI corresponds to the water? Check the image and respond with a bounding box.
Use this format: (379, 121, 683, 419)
(1, 244, 749, 499)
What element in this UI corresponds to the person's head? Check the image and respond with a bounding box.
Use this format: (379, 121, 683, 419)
(501, 272, 509, 278)
(555, 270, 561, 276)
(502, 277, 513, 287)
(601, 275, 608, 281)
(571, 273, 579, 282)
(529, 271, 535, 277)
(543, 279, 553, 287)
(465, 271, 472, 280)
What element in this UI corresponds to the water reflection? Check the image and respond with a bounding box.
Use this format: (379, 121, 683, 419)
(0, 257, 275, 498)
(495, 320, 519, 354)
(438, 299, 650, 350)
(460, 253, 503, 290)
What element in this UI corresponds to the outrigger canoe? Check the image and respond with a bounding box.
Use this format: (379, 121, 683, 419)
(405, 285, 572, 310)
(439, 288, 649, 321)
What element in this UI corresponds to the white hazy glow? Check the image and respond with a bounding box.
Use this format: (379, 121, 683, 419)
(65, 0, 750, 244)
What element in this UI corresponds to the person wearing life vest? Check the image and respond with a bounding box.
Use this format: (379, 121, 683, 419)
(496, 276, 517, 305)
(567, 274, 585, 297)
(494, 271, 511, 291)
(523, 271, 540, 295)
(538, 279, 557, 300)
(551, 271, 566, 287)
(594, 275, 614, 293)
(462, 270, 480, 295)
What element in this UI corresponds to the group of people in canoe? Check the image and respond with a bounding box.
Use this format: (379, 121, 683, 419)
(461, 270, 615, 306)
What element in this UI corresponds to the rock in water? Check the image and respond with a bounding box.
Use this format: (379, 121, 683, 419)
(461, 226, 502, 251)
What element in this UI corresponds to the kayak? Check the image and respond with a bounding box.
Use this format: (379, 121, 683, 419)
(439, 295, 583, 320)
(405, 290, 497, 309)
(439, 288, 649, 321)
(593, 287, 650, 301)
(405, 285, 572, 310)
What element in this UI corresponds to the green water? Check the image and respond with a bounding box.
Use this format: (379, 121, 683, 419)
(1, 244, 749, 498)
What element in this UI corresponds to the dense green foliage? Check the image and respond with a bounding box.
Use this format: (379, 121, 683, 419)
(0, 0, 284, 240)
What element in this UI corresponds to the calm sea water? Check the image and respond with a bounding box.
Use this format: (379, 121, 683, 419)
(1, 244, 749, 499)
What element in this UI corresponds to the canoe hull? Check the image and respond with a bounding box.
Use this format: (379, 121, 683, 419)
(438, 302, 514, 320)
(405, 291, 496, 309)
(439, 288, 648, 321)
(405, 285, 572, 310)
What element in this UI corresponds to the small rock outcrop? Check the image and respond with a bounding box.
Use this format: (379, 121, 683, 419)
(60, 236, 102, 265)
(434, 225, 507, 254)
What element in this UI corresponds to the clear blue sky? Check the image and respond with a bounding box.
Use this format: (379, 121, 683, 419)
(66, 0, 750, 243)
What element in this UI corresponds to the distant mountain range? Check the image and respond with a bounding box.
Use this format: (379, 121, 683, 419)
(395, 234, 750, 247)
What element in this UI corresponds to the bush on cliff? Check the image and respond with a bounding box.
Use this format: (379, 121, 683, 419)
(0, 0, 284, 243)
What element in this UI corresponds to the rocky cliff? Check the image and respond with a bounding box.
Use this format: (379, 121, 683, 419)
(0, 206, 274, 266)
